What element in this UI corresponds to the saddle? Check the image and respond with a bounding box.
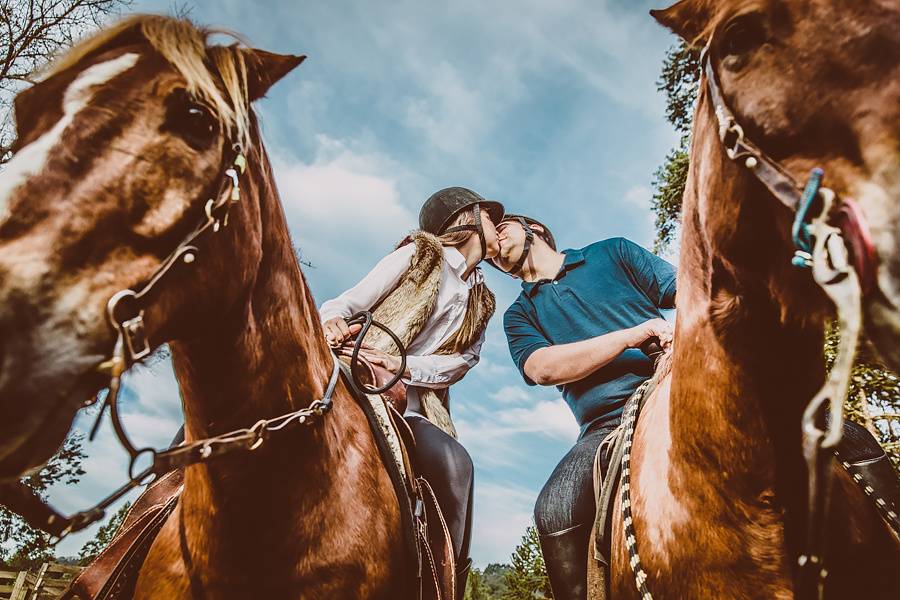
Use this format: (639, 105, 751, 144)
(64, 357, 456, 600)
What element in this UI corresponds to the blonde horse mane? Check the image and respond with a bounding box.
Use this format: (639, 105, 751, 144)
(44, 14, 252, 145)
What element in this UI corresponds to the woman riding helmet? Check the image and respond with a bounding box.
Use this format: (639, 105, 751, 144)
(319, 187, 503, 597)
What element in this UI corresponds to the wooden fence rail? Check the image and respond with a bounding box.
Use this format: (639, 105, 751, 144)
(0, 563, 82, 600)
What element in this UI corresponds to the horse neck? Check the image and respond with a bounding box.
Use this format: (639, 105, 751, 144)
(667, 91, 826, 553)
(171, 146, 332, 438)
(167, 140, 344, 539)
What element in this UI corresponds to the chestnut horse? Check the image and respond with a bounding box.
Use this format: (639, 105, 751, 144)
(591, 1, 900, 598)
(0, 15, 407, 598)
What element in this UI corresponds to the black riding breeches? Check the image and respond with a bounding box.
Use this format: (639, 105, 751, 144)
(534, 419, 618, 536)
(405, 414, 474, 562)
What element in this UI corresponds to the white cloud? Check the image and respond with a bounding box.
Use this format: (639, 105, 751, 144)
(489, 385, 532, 405)
(271, 135, 418, 299)
(622, 184, 656, 247)
(457, 398, 578, 469)
(405, 61, 487, 155)
(470, 481, 536, 566)
(502, 399, 580, 440)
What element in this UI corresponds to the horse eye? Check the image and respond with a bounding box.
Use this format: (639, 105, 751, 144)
(162, 89, 220, 150)
(722, 14, 767, 57)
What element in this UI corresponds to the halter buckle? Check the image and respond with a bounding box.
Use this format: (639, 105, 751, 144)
(121, 313, 151, 361)
(722, 120, 746, 160)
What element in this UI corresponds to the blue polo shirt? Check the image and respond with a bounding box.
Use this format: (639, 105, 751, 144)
(503, 238, 676, 434)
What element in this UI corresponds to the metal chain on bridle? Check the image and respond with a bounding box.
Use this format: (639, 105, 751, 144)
(0, 141, 361, 542)
(621, 40, 880, 600)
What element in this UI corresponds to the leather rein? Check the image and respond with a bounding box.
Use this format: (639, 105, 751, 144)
(622, 43, 878, 600)
(0, 143, 358, 542)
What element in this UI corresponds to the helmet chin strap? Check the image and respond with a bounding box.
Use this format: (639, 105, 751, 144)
(442, 204, 488, 262)
(507, 216, 534, 275)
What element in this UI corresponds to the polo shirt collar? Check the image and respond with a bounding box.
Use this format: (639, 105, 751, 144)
(522, 249, 586, 297)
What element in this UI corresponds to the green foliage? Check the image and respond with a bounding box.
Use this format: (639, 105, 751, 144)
(650, 144, 690, 253)
(503, 526, 551, 600)
(657, 41, 701, 135)
(465, 563, 512, 599)
(0, 435, 86, 569)
(78, 501, 132, 565)
(825, 325, 900, 470)
(650, 42, 700, 252)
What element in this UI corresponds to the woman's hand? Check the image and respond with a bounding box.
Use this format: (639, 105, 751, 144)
(323, 317, 361, 347)
(358, 348, 405, 375)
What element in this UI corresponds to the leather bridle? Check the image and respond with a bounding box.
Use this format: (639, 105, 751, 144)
(622, 41, 879, 600)
(0, 143, 350, 541)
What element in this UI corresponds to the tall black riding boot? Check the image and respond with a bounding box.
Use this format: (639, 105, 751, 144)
(455, 557, 472, 600)
(846, 452, 900, 514)
(839, 420, 900, 514)
(539, 523, 590, 600)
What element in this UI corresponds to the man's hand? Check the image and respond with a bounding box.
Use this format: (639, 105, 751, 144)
(323, 317, 362, 347)
(628, 318, 674, 351)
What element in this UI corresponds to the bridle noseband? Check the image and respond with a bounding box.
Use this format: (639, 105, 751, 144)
(622, 41, 881, 600)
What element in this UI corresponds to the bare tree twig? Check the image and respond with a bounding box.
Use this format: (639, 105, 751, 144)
(0, 0, 131, 164)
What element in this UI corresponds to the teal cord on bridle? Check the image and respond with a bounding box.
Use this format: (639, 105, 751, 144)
(791, 167, 825, 267)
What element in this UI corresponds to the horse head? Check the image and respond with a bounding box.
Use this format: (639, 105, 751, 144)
(652, 0, 900, 367)
(0, 15, 303, 479)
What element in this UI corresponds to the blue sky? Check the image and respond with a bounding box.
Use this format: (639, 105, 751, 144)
(48, 0, 682, 567)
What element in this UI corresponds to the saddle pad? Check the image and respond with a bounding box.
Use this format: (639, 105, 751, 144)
(337, 361, 422, 597)
(365, 390, 408, 486)
(591, 379, 653, 565)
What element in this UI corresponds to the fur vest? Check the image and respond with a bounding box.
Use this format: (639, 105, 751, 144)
(364, 232, 495, 437)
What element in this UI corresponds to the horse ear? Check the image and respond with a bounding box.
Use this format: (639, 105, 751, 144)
(241, 49, 306, 101)
(650, 0, 710, 45)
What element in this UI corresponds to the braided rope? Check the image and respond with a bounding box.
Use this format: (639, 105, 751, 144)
(834, 451, 900, 534)
(621, 380, 653, 600)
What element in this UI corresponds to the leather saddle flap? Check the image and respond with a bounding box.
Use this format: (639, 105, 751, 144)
(65, 469, 183, 600)
(417, 477, 456, 600)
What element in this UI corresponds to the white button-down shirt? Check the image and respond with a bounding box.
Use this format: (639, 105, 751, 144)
(319, 244, 485, 414)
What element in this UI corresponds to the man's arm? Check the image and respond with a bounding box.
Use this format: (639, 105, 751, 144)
(524, 318, 672, 386)
(618, 238, 676, 308)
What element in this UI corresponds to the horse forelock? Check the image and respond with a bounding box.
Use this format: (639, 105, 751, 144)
(42, 14, 253, 147)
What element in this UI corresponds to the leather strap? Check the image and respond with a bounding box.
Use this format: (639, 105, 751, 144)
(442, 204, 488, 261)
(507, 216, 534, 275)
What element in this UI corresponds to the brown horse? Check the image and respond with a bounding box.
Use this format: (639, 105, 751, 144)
(0, 15, 407, 598)
(590, 1, 900, 598)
